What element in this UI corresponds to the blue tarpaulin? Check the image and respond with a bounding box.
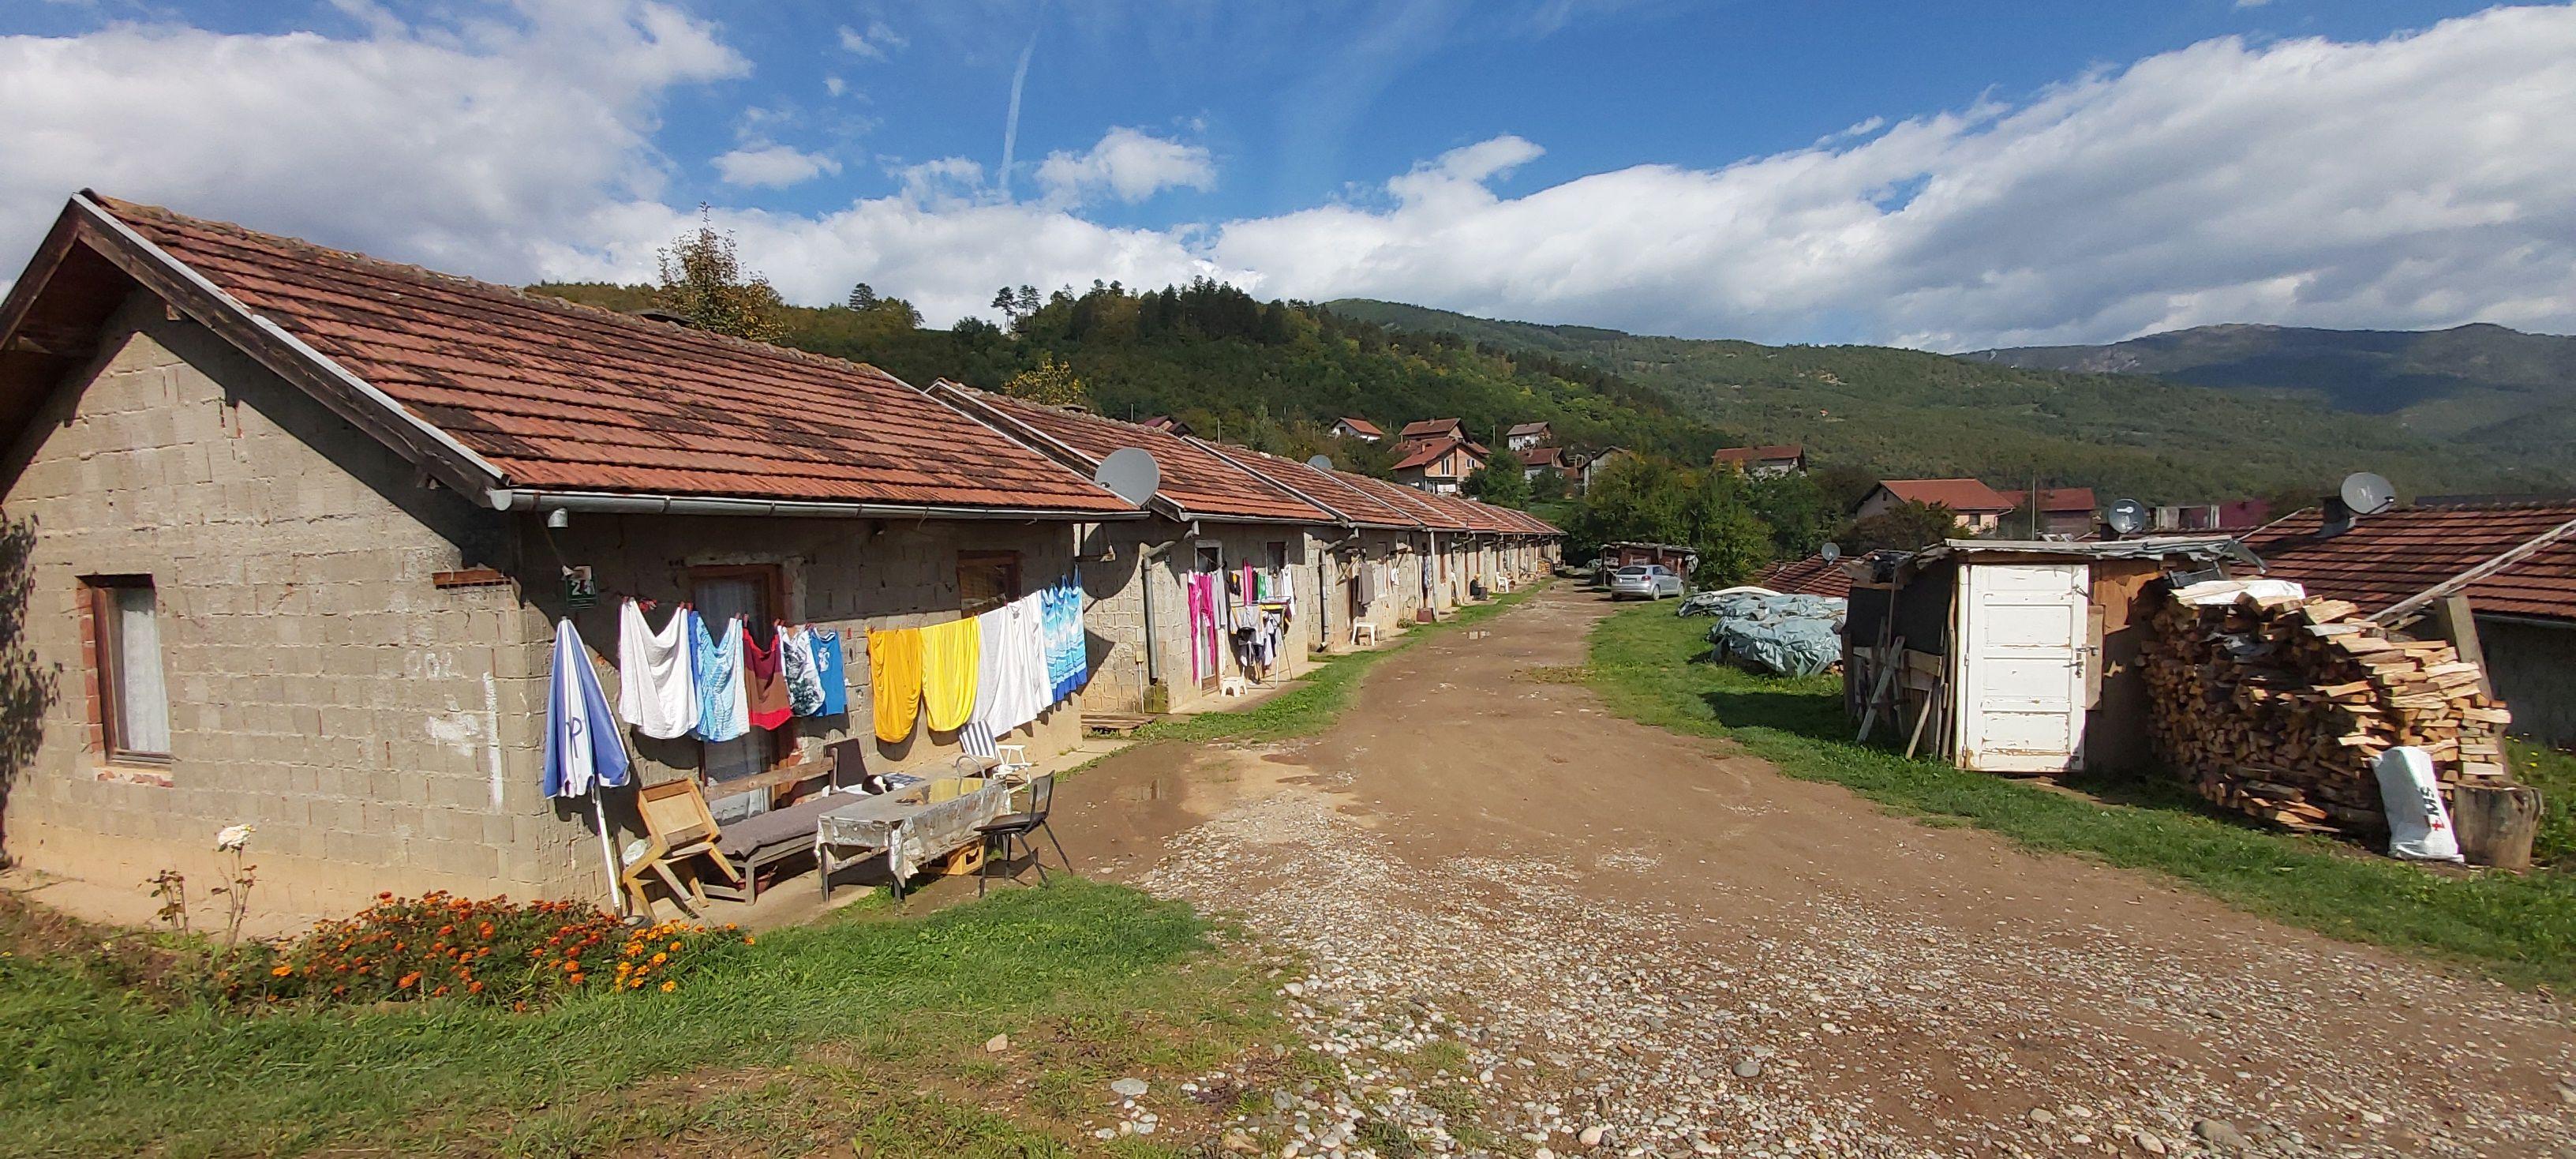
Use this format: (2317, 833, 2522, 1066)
(1681, 590, 1847, 677)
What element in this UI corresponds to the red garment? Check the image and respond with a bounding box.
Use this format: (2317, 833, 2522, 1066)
(742, 622, 792, 730)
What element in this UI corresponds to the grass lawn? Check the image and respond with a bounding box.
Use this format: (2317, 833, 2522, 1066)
(1586, 602, 2576, 991)
(0, 880, 1296, 1158)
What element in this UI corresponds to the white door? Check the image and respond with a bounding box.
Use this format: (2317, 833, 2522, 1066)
(1955, 562, 2088, 773)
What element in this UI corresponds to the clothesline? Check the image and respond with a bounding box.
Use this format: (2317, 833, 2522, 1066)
(614, 576, 1091, 761)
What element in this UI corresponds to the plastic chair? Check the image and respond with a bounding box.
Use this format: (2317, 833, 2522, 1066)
(975, 774, 1065, 896)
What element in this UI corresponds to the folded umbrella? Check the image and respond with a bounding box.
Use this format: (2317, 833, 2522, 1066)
(545, 618, 634, 910)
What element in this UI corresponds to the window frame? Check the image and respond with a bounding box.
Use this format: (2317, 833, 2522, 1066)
(957, 549, 1024, 616)
(83, 575, 171, 766)
(687, 563, 795, 778)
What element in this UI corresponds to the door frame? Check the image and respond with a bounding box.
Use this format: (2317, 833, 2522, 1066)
(1949, 560, 2090, 773)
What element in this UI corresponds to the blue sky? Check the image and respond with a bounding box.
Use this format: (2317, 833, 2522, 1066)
(3, 1, 2570, 348)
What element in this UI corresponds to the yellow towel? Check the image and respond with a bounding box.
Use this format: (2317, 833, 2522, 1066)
(867, 627, 923, 743)
(919, 616, 983, 732)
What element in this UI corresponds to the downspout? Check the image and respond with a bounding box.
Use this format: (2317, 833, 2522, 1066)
(1140, 539, 1175, 686)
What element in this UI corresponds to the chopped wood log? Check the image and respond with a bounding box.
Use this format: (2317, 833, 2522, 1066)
(2142, 590, 2525, 844)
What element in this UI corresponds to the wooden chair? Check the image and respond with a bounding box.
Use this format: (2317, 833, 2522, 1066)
(623, 778, 743, 917)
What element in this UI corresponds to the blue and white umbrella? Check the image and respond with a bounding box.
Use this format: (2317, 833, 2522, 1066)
(545, 618, 633, 910)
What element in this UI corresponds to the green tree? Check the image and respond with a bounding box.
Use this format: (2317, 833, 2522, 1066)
(1839, 500, 1958, 554)
(1747, 472, 1830, 557)
(1465, 448, 1531, 508)
(1003, 354, 1091, 408)
(846, 282, 880, 310)
(651, 208, 786, 342)
(1568, 455, 1772, 586)
(1530, 467, 1570, 502)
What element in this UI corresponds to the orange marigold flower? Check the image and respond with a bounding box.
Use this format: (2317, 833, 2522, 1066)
(399, 972, 421, 988)
(468, 981, 485, 994)
(567, 973, 585, 985)
(743, 936, 756, 946)
(659, 980, 676, 993)
(650, 952, 668, 966)
(271, 965, 293, 977)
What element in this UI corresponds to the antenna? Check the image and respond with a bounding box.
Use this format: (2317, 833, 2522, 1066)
(1094, 446, 1162, 508)
(2340, 471, 2396, 515)
(1306, 454, 1334, 471)
(2105, 498, 2147, 536)
(1818, 542, 1840, 563)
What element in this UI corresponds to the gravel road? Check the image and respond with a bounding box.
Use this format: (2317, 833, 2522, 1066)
(1056, 587, 2576, 1157)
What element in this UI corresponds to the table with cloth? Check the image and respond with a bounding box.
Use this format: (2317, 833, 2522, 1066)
(814, 776, 1018, 900)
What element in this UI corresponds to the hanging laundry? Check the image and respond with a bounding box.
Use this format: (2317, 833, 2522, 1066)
(1043, 577, 1086, 703)
(691, 612, 749, 743)
(960, 602, 1012, 759)
(1188, 572, 1222, 682)
(810, 627, 848, 717)
(743, 623, 792, 730)
(920, 615, 983, 732)
(616, 599, 698, 741)
(867, 626, 924, 743)
(782, 625, 826, 716)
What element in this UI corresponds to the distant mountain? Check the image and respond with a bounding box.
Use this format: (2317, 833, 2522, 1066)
(1327, 301, 2575, 502)
(1969, 322, 2576, 452)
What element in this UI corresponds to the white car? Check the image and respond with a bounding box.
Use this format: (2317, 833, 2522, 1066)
(1608, 564, 1685, 600)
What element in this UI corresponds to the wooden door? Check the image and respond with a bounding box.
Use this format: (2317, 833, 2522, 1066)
(1954, 562, 2089, 773)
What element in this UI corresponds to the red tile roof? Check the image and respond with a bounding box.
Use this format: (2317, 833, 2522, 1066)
(945, 388, 1335, 523)
(1334, 417, 1384, 438)
(1875, 478, 2015, 512)
(1335, 471, 1471, 531)
(1507, 422, 1552, 438)
(1392, 437, 1460, 471)
(1423, 490, 1518, 534)
(79, 197, 1131, 515)
(1522, 446, 1568, 470)
(1713, 444, 1804, 464)
(1400, 418, 1465, 440)
(1195, 441, 1423, 529)
(1997, 486, 2098, 513)
(1754, 554, 1854, 598)
(2243, 501, 2576, 622)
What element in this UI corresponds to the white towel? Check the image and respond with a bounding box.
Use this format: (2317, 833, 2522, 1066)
(616, 599, 700, 740)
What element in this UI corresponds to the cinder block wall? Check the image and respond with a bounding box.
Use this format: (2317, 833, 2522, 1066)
(0, 294, 568, 920)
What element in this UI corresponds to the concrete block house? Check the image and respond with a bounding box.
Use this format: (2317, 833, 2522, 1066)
(927, 383, 1345, 716)
(0, 194, 1138, 914)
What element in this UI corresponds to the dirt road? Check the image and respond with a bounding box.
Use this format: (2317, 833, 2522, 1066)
(1052, 586, 2576, 1157)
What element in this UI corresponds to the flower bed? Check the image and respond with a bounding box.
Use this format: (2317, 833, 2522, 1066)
(221, 891, 751, 1009)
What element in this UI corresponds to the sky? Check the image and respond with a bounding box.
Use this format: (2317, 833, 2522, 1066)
(2, 0, 2570, 351)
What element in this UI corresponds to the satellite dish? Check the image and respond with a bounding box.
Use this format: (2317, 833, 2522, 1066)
(1094, 446, 1162, 507)
(2106, 498, 2148, 535)
(2340, 471, 2396, 515)
(1818, 542, 1840, 563)
(1306, 454, 1335, 471)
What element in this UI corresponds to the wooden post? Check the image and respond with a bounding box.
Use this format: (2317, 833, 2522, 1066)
(2452, 783, 2543, 870)
(2426, 594, 2493, 698)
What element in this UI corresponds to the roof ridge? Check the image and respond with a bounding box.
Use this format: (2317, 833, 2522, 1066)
(91, 193, 893, 380)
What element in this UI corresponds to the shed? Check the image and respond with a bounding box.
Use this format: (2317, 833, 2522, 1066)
(1844, 537, 2254, 775)
(1596, 541, 1698, 583)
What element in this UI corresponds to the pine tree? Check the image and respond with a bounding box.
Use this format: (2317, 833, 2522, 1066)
(846, 282, 880, 310)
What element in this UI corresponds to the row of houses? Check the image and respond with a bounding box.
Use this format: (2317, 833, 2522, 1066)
(0, 193, 1559, 915)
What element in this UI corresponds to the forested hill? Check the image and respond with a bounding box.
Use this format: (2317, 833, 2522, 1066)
(528, 279, 1737, 474)
(1328, 300, 2575, 503)
(1968, 322, 2576, 465)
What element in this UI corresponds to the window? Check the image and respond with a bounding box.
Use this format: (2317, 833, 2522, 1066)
(958, 551, 1022, 616)
(1265, 541, 1289, 575)
(690, 564, 789, 808)
(85, 576, 170, 763)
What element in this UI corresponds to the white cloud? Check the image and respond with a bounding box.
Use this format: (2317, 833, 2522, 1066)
(1035, 127, 1217, 204)
(1, 2, 2568, 352)
(0, 0, 743, 279)
(713, 143, 841, 188)
(836, 19, 905, 60)
(823, 74, 845, 97)
(1211, 6, 2576, 348)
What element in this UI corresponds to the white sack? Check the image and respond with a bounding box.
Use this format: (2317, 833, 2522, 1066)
(2373, 746, 2465, 863)
(2171, 578, 2308, 606)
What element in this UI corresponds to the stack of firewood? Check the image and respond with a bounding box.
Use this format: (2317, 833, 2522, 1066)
(2140, 590, 2513, 835)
